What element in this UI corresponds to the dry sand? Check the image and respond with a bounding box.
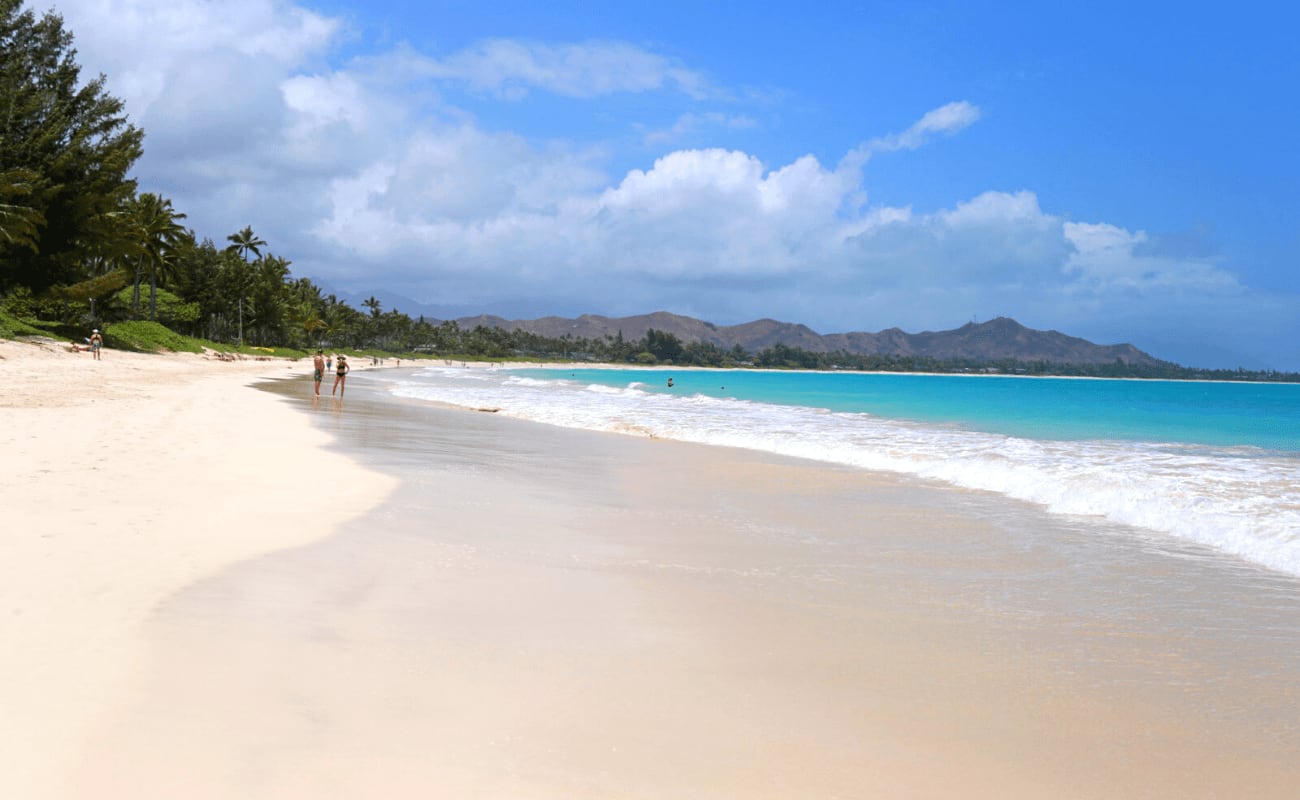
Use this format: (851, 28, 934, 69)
(0, 338, 397, 798)
(3, 338, 1296, 799)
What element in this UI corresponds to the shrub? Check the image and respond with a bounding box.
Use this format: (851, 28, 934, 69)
(102, 320, 204, 353)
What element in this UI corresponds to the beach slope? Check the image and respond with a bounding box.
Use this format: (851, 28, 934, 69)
(0, 340, 396, 798)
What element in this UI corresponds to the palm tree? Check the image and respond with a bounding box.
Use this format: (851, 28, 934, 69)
(321, 300, 351, 350)
(283, 277, 326, 347)
(288, 299, 326, 348)
(128, 193, 187, 320)
(223, 227, 266, 341)
(225, 226, 266, 261)
(247, 254, 291, 345)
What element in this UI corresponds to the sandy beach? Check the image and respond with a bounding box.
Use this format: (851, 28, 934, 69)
(3, 339, 1298, 798)
(0, 339, 398, 798)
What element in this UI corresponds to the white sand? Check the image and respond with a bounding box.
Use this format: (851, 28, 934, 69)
(0, 339, 397, 798)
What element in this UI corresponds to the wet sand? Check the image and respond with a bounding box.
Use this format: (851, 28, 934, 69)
(66, 372, 1300, 798)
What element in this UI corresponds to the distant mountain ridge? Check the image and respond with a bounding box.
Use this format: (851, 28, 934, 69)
(451, 312, 1167, 367)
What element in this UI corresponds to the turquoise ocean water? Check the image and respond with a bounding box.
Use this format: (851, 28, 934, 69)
(386, 366, 1300, 578)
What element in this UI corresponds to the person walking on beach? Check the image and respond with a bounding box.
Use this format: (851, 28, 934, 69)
(332, 354, 350, 397)
(312, 349, 325, 396)
(89, 329, 103, 361)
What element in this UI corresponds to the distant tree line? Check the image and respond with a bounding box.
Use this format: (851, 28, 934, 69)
(741, 343, 1300, 382)
(1, 2, 1294, 383)
(399, 328, 1299, 383)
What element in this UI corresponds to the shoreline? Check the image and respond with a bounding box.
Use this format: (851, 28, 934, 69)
(383, 362, 1300, 577)
(516, 360, 1300, 385)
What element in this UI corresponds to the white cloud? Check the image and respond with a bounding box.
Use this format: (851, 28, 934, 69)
(838, 101, 982, 171)
(587, 149, 851, 278)
(418, 39, 710, 99)
(281, 73, 367, 133)
(875, 100, 982, 152)
(642, 112, 757, 146)
(1063, 221, 1241, 291)
(835, 100, 981, 179)
(40, 0, 337, 118)
(942, 190, 1045, 227)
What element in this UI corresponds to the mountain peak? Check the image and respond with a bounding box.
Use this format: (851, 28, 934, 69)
(448, 312, 1165, 367)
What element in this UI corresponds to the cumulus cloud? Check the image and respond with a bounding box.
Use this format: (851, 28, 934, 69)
(1063, 222, 1241, 292)
(45, 0, 337, 119)
(591, 149, 852, 279)
(313, 123, 610, 270)
(843, 191, 1070, 290)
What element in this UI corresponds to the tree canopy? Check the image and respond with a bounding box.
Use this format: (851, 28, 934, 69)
(0, 0, 143, 294)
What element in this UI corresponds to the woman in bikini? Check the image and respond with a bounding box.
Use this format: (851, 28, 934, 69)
(332, 354, 350, 397)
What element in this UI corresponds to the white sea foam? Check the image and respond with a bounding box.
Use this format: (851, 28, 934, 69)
(390, 368, 1300, 578)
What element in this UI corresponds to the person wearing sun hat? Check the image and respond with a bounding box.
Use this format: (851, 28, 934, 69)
(89, 328, 103, 361)
(332, 354, 350, 397)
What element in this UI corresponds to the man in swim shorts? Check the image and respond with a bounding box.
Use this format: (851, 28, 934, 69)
(89, 329, 103, 361)
(312, 348, 325, 395)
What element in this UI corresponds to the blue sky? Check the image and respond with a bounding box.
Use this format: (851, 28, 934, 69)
(32, 0, 1299, 369)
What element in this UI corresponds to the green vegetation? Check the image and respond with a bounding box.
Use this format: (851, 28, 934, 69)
(0, 0, 142, 294)
(100, 321, 203, 354)
(1, 2, 1294, 384)
(0, 307, 53, 339)
(745, 344, 1300, 382)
